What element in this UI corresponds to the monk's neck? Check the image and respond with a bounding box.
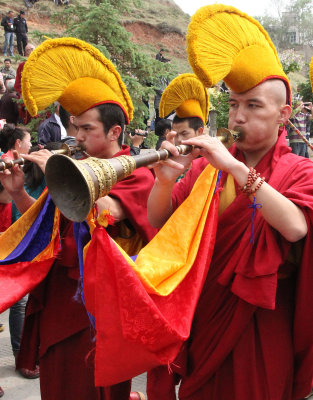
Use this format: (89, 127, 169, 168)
(99, 143, 121, 159)
(243, 135, 278, 167)
(243, 149, 269, 167)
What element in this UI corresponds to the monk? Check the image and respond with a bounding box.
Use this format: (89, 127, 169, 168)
(147, 77, 313, 400)
(0, 38, 156, 400)
(1, 102, 156, 400)
(147, 5, 313, 398)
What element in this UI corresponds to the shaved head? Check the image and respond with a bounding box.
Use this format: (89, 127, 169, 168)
(258, 79, 288, 106)
(25, 44, 35, 57)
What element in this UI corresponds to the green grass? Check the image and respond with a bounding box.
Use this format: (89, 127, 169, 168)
(122, 0, 190, 34)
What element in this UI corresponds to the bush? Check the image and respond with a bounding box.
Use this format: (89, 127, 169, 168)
(156, 22, 182, 36)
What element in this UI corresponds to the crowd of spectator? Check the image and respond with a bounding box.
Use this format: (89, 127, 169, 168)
(1, 10, 28, 56)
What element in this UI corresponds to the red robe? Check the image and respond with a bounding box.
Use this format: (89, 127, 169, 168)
(17, 146, 157, 400)
(13, 61, 32, 124)
(0, 151, 13, 232)
(0, 202, 11, 232)
(14, 61, 25, 95)
(148, 130, 313, 400)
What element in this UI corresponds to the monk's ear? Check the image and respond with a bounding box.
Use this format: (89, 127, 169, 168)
(277, 104, 291, 125)
(110, 125, 122, 142)
(197, 127, 204, 136)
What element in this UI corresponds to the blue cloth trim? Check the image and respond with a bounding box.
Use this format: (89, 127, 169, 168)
(0, 195, 56, 264)
(73, 222, 96, 328)
(248, 196, 262, 245)
(214, 170, 222, 193)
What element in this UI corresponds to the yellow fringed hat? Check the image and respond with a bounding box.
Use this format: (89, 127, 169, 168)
(21, 37, 133, 123)
(159, 73, 209, 123)
(187, 4, 291, 104)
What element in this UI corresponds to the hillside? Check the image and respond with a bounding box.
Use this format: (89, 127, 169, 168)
(0, 0, 308, 90)
(0, 0, 191, 73)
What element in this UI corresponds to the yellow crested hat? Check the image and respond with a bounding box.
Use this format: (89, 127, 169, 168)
(187, 4, 291, 104)
(21, 37, 133, 123)
(159, 73, 209, 123)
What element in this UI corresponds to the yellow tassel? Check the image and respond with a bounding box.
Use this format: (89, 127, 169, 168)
(21, 37, 133, 121)
(159, 73, 209, 123)
(187, 4, 290, 98)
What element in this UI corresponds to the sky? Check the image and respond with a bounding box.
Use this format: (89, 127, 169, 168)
(174, 0, 275, 18)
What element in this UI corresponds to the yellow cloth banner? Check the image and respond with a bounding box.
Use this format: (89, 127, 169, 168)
(110, 164, 219, 296)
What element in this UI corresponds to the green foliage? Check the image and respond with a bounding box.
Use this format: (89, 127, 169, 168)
(279, 49, 304, 74)
(256, 0, 313, 48)
(156, 22, 183, 35)
(210, 92, 230, 129)
(297, 74, 313, 103)
(31, 30, 60, 41)
(256, 15, 283, 48)
(120, 0, 189, 34)
(12, 54, 25, 63)
(143, 131, 158, 148)
(50, 0, 178, 128)
(287, 0, 313, 45)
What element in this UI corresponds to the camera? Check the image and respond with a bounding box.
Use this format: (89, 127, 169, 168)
(130, 130, 148, 137)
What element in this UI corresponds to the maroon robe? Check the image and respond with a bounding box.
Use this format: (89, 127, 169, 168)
(0, 202, 11, 232)
(148, 129, 313, 400)
(17, 145, 157, 400)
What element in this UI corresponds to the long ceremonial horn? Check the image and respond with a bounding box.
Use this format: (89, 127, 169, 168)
(0, 143, 83, 172)
(45, 129, 241, 222)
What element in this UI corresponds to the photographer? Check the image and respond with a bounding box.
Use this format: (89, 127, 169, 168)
(1, 11, 15, 57)
(288, 100, 313, 158)
(128, 129, 148, 155)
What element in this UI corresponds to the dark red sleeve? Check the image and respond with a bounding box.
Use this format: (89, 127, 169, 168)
(109, 167, 158, 243)
(14, 62, 25, 95)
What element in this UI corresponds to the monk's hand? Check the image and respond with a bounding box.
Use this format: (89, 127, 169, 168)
(0, 150, 25, 196)
(21, 149, 53, 173)
(153, 130, 200, 184)
(181, 134, 240, 173)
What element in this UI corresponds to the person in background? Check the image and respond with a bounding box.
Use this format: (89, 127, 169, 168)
(155, 118, 172, 150)
(1, 11, 15, 57)
(304, 103, 312, 158)
(14, 43, 35, 124)
(38, 102, 67, 144)
(0, 165, 11, 400)
(128, 129, 147, 155)
(0, 72, 5, 95)
(288, 100, 312, 158)
(14, 10, 28, 56)
(59, 105, 77, 138)
(155, 48, 170, 63)
(0, 80, 19, 124)
(0, 124, 31, 161)
(155, 73, 207, 183)
(11, 142, 61, 222)
(14, 43, 35, 95)
(0, 58, 16, 84)
(0, 124, 39, 380)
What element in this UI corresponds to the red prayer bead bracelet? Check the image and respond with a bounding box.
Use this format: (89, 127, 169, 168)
(239, 167, 265, 196)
